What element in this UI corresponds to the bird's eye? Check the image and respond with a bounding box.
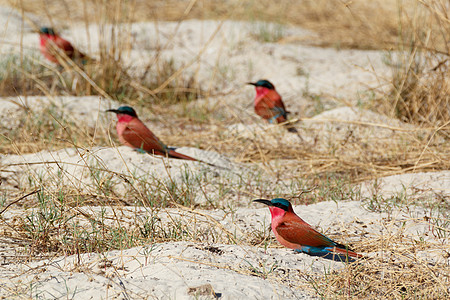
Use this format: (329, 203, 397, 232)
(274, 203, 286, 209)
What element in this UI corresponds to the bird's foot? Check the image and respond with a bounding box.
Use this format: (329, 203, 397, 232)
(134, 148, 147, 154)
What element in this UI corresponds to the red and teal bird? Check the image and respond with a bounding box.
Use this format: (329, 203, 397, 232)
(247, 79, 298, 133)
(254, 198, 362, 261)
(107, 106, 198, 161)
(39, 27, 91, 65)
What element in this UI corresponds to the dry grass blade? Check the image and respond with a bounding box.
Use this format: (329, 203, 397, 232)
(0, 189, 40, 215)
(378, 0, 450, 132)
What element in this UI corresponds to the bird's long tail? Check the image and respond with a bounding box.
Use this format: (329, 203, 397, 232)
(286, 126, 298, 133)
(166, 149, 239, 173)
(167, 150, 198, 161)
(331, 246, 363, 259)
(279, 119, 304, 141)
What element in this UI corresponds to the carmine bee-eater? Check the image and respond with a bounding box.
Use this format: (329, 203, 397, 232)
(254, 198, 362, 261)
(39, 27, 91, 65)
(247, 79, 298, 133)
(107, 106, 198, 161)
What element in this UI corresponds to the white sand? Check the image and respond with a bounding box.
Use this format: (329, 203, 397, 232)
(0, 145, 238, 198)
(360, 171, 450, 198)
(0, 96, 115, 129)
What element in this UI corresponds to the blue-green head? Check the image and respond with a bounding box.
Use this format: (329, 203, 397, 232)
(39, 27, 56, 35)
(253, 198, 291, 211)
(247, 79, 275, 90)
(107, 106, 138, 117)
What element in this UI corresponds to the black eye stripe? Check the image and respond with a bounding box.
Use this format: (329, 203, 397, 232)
(274, 203, 288, 210)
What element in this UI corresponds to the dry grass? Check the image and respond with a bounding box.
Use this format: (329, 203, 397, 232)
(159, 116, 450, 182)
(377, 0, 450, 131)
(312, 241, 450, 298)
(5, 0, 441, 50)
(0, 0, 449, 298)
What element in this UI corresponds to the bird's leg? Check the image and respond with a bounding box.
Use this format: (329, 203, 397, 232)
(134, 148, 147, 154)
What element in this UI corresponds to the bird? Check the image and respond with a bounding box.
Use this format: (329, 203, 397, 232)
(38, 27, 92, 65)
(247, 79, 298, 133)
(107, 106, 198, 161)
(254, 198, 362, 261)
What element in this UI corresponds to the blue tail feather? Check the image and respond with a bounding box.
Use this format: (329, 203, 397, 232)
(295, 246, 355, 263)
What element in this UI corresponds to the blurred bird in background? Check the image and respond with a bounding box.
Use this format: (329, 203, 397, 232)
(39, 27, 93, 65)
(247, 79, 300, 135)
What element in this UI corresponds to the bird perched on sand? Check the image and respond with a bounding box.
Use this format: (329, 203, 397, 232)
(38, 27, 91, 65)
(107, 106, 198, 161)
(254, 198, 361, 261)
(247, 79, 298, 133)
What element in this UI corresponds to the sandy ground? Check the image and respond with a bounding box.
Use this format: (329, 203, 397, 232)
(0, 5, 448, 300)
(1, 199, 447, 299)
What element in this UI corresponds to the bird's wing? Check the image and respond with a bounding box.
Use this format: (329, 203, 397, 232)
(271, 105, 287, 117)
(122, 119, 168, 154)
(53, 37, 75, 57)
(269, 91, 287, 112)
(267, 90, 288, 122)
(122, 123, 196, 160)
(254, 98, 272, 119)
(255, 98, 287, 122)
(275, 217, 336, 248)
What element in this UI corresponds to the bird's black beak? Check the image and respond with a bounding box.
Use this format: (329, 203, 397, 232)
(247, 82, 257, 86)
(106, 109, 119, 114)
(253, 199, 273, 206)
